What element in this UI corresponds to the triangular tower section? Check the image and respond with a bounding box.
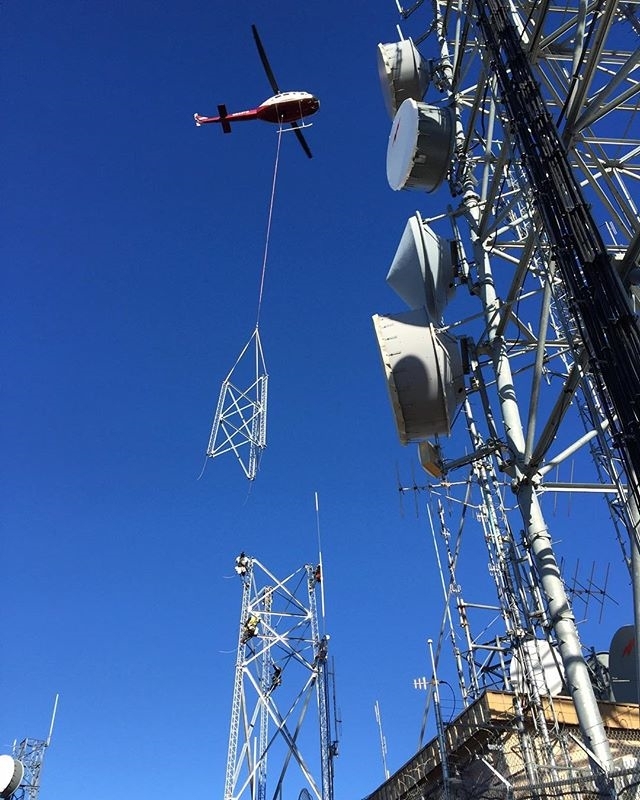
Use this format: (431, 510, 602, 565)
(224, 554, 337, 800)
(206, 327, 268, 480)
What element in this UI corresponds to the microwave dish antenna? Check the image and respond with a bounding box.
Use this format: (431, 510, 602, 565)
(0, 757, 23, 799)
(372, 0, 640, 787)
(372, 309, 465, 443)
(509, 639, 566, 698)
(386, 211, 456, 320)
(386, 99, 453, 192)
(377, 39, 430, 118)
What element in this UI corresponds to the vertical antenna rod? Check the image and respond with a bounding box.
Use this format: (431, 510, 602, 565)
(374, 700, 390, 781)
(428, 639, 451, 800)
(46, 695, 59, 748)
(315, 492, 326, 625)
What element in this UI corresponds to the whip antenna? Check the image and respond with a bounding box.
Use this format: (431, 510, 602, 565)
(315, 492, 326, 626)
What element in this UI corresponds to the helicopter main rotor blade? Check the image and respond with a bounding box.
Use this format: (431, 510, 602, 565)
(290, 120, 313, 159)
(251, 25, 281, 95)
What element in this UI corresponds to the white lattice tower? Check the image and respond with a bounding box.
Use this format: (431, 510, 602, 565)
(11, 739, 46, 800)
(223, 555, 335, 800)
(207, 327, 267, 481)
(375, 0, 640, 790)
(10, 696, 57, 800)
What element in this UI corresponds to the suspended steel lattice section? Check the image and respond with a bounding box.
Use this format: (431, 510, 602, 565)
(224, 555, 337, 800)
(372, 0, 640, 795)
(204, 128, 283, 480)
(206, 328, 268, 481)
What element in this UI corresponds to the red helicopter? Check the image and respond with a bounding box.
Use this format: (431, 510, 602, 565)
(194, 25, 320, 158)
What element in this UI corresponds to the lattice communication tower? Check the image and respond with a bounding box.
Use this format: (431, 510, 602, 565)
(223, 555, 337, 800)
(372, 0, 640, 793)
(7, 695, 58, 800)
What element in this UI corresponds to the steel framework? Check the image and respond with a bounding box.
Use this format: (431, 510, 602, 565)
(11, 695, 58, 800)
(206, 327, 268, 481)
(375, 0, 640, 793)
(223, 555, 336, 800)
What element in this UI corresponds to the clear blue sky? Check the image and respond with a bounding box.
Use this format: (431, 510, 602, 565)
(2, 2, 632, 799)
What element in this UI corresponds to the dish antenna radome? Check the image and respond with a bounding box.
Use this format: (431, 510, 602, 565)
(0, 756, 24, 799)
(386, 211, 456, 321)
(372, 308, 464, 444)
(387, 99, 454, 192)
(377, 40, 430, 119)
(509, 639, 566, 697)
(609, 625, 639, 703)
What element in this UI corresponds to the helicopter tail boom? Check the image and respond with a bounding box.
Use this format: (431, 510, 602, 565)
(193, 104, 232, 132)
(193, 104, 261, 131)
(217, 104, 231, 133)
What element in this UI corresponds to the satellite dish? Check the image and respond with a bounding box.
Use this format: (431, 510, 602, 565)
(386, 212, 456, 320)
(509, 639, 565, 697)
(386, 99, 454, 192)
(0, 756, 24, 799)
(609, 625, 639, 703)
(377, 40, 430, 119)
(372, 308, 465, 444)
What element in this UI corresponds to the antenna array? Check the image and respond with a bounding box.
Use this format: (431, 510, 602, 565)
(371, 0, 640, 793)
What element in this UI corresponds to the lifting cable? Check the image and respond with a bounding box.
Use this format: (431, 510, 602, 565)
(222, 126, 283, 380)
(255, 126, 283, 331)
(203, 128, 284, 481)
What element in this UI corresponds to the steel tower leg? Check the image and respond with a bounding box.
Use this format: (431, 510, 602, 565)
(225, 559, 253, 800)
(307, 566, 334, 800)
(626, 493, 640, 702)
(465, 199, 614, 774)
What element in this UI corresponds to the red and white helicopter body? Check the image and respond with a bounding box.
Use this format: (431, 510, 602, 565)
(194, 91, 319, 129)
(194, 26, 319, 158)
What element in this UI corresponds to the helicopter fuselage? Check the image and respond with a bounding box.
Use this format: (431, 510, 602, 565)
(194, 91, 319, 129)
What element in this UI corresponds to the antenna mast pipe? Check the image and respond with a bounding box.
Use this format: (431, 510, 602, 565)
(374, 701, 390, 781)
(46, 694, 59, 748)
(428, 639, 451, 800)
